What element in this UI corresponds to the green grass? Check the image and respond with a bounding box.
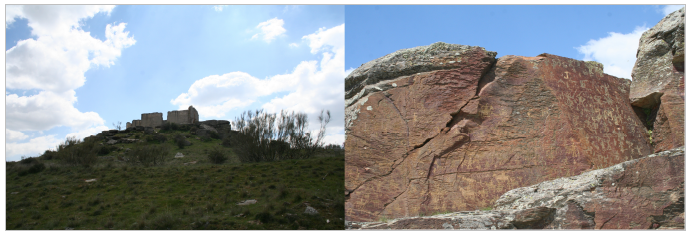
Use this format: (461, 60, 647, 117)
(6, 129, 345, 230)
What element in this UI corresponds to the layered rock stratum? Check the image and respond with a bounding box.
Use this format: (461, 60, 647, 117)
(630, 7, 685, 152)
(347, 147, 684, 229)
(344, 42, 653, 222)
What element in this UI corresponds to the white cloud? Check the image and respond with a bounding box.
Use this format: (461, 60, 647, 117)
(5, 135, 62, 159)
(65, 125, 110, 141)
(251, 17, 286, 43)
(660, 5, 684, 15)
(5, 5, 134, 161)
(302, 24, 344, 54)
(576, 26, 648, 79)
(289, 42, 299, 48)
(213, 5, 227, 12)
(6, 91, 105, 131)
(6, 129, 29, 143)
(6, 5, 115, 36)
(345, 67, 355, 77)
(173, 24, 346, 146)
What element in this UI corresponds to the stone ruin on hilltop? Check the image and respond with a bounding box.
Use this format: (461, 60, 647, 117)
(86, 105, 233, 144)
(126, 105, 199, 129)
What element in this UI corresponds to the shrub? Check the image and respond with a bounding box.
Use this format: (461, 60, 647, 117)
(154, 134, 167, 143)
(255, 211, 274, 223)
(222, 136, 232, 147)
(209, 131, 220, 139)
(208, 148, 228, 164)
(27, 162, 46, 174)
(150, 213, 180, 230)
(200, 134, 212, 142)
(55, 136, 98, 167)
(19, 157, 39, 165)
(40, 150, 57, 160)
(190, 126, 198, 134)
(96, 146, 112, 156)
(174, 134, 186, 149)
(231, 109, 330, 163)
(127, 144, 170, 166)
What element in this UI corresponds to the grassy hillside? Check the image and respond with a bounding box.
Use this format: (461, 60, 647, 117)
(6, 128, 344, 230)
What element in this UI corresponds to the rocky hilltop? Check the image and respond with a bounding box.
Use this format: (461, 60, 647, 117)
(345, 7, 684, 225)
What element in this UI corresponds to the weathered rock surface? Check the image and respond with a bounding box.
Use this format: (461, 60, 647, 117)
(630, 7, 685, 153)
(200, 124, 218, 134)
(494, 146, 685, 229)
(346, 207, 555, 230)
(345, 43, 652, 222)
(347, 147, 684, 229)
(200, 120, 232, 138)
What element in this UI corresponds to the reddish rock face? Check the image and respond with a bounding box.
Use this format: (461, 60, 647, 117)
(630, 7, 685, 152)
(345, 44, 652, 222)
(496, 147, 685, 230)
(348, 147, 684, 230)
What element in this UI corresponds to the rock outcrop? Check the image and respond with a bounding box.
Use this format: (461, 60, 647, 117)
(347, 147, 684, 229)
(630, 7, 685, 152)
(345, 43, 652, 222)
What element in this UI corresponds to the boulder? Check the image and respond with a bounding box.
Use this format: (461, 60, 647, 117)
(237, 199, 257, 206)
(106, 139, 117, 145)
(200, 124, 218, 134)
(119, 138, 139, 144)
(175, 152, 184, 158)
(347, 147, 684, 229)
(305, 206, 319, 215)
(630, 7, 685, 152)
(345, 43, 652, 222)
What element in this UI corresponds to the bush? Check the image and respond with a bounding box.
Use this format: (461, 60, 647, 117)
(27, 162, 46, 174)
(174, 134, 186, 149)
(127, 144, 170, 166)
(231, 109, 330, 162)
(255, 211, 274, 224)
(222, 136, 232, 147)
(154, 134, 167, 143)
(96, 146, 112, 156)
(19, 157, 39, 165)
(40, 150, 57, 160)
(200, 134, 212, 142)
(55, 136, 98, 167)
(190, 126, 198, 134)
(209, 131, 220, 139)
(208, 148, 228, 164)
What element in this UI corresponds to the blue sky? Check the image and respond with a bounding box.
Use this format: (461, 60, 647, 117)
(345, 5, 685, 79)
(5, 5, 345, 161)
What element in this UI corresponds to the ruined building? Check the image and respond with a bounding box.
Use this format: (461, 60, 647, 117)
(167, 105, 199, 125)
(125, 106, 199, 129)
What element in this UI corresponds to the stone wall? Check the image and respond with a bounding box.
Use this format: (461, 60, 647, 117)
(141, 113, 163, 128)
(188, 106, 199, 124)
(167, 110, 189, 124)
(132, 120, 142, 127)
(167, 105, 199, 125)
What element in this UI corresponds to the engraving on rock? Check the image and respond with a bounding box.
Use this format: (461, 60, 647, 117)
(478, 104, 493, 118)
